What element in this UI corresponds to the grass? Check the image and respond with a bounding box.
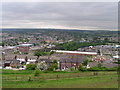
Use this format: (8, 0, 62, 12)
(2, 69, 119, 88)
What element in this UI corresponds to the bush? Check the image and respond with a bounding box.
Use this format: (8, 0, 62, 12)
(64, 68, 71, 72)
(87, 67, 118, 71)
(83, 59, 89, 66)
(14, 51, 20, 54)
(97, 63, 102, 68)
(47, 67, 54, 71)
(117, 66, 120, 71)
(43, 70, 50, 73)
(26, 64, 37, 70)
(78, 64, 83, 70)
(34, 69, 40, 76)
(87, 67, 101, 71)
(37, 61, 48, 70)
(24, 52, 28, 54)
(52, 63, 58, 69)
(81, 67, 87, 72)
(78, 64, 87, 72)
(106, 67, 118, 71)
(70, 67, 75, 71)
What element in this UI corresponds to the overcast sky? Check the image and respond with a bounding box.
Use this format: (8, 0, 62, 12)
(1, 2, 118, 30)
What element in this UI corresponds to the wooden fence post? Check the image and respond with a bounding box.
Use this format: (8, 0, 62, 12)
(57, 75, 59, 79)
(93, 72, 98, 76)
(28, 76, 31, 81)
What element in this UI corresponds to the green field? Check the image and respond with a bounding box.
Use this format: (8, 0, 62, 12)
(2, 70, 118, 88)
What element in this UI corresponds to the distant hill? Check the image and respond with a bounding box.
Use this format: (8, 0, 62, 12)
(2, 28, 118, 39)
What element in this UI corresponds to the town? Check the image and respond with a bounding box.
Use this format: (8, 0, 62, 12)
(1, 29, 119, 71)
(1, 1, 119, 88)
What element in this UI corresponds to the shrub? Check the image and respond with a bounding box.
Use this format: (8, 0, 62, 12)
(106, 67, 118, 71)
(117, 66, 120, 71)
(34, 69, 41, 76)
(78, 64, 87, 72)
(97, 63, 102, 68)
(24, 52, 28, 54)
(43, 70, 49, 73)
(37, 61, 48, 70)
(70, 67, 75, 71)
(78, 64, 83, 70)
(64, 68, 71, 72)
(87, 67, 117, 71)
(47, 61, 58, 71)
(52, 63, 58, 70)
(26, 64, 37, 70)
(14, 51, 20, 54)
(83, 59, 89, 66)
(47, 67, 54, 71)
(81, 67, 87, 72)
(87, 67, 101, 71)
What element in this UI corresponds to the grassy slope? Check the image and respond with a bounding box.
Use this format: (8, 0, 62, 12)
(2, 70, 118, 88)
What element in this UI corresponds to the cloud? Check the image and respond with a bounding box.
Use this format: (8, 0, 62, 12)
(1, 0, 119, 2)
(1, 2, 118, 30)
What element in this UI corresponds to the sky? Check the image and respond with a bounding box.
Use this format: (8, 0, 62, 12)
(1, 2, 118, 30)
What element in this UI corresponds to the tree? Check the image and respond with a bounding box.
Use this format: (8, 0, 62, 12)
(34, 69, 41, 76)
(78, 63, 87, 71)
(34, 51, 54, 59)
(0, 43, 4, 47)
(56, 41, 105, 51)
(50, 51, 55, 55)
(36, 38, 39, 40)
(70, 67, 75, 71)
(34, 51, 43, 59)
(14, 55, 17, 60)
(97, 63, 102, 68)
(83, 59, 89, 66)
(47, 60, 58, 71)
(78, 64, 83, 71)
(25, 56, 28, 62)
(52, 63, 58, 70)
(53, 60, 57, 63)
(26, 64, 36, 70)
(52, 60, 58, 70)
(104, 38, 109, 42)
(37, 61, 48, 70)
(97, 50, 101, 55)
(41, 41, 47, 44)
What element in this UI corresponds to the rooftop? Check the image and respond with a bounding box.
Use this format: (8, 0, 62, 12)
(18, 43, 33, 47)
(52, 50, 97, 55)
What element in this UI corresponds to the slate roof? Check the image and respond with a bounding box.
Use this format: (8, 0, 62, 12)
(88, 62, 118, 68)
(5, 54, 37, 60)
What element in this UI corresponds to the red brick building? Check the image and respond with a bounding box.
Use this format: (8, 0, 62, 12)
(18, 44, 32, 53)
